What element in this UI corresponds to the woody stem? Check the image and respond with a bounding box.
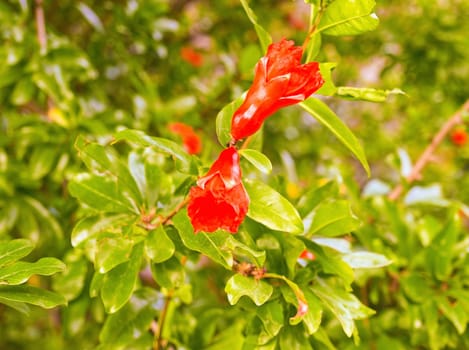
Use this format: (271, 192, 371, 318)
(388, 99, 469, 201)
(161, 197, 190, 225)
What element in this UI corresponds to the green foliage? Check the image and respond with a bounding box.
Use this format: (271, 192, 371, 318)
(1, 0, 468, 349)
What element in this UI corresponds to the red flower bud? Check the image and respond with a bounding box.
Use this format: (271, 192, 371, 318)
(299, 250, 315, 261)
(180, 46, 204, 67)
(450, 128, 467, 146)
(187, 147, 249, 233)
(231, 39, 324, 141)
(168, 122, 202, 155)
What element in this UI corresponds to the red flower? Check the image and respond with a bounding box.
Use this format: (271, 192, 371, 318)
(230, 39, 324, 141)
(450, 129, 467, 146)
(168, 122, 202, 155)
(187, 147, 249, 233)
(180, 46, 204, 67)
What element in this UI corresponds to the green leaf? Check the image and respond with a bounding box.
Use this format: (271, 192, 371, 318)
(437, 296, 467, 334)
(302, 289, 323, 335)
(307, 200, 360, 237)
(318, 0, 379, 36)
(151, 256, 186, 289)
(336, 87, 405, 102)
(99, 288, 159, 349)
(316, 63, 338, 96)
(239, 0, 272, 52)
(0, 257, 65, 285)
(71, 213, 134, 247)
(215, 97, 243, 147)
(297, 181, 339, 217)
(53, 252, 88, 301)
(305, 32, 322, 62)
(69, 173, 138, 214)
(342, 252, 392, 269)
(0, 239, 34, 266)
(300, 98, 370, 176)
(75, 136, 143, 206)
(400, 274, 432, 303)
(305, 241, 354, 286)
(172, 210, 233, 269)
(239, 149, 272, 174)
(225, 274, 273, 306)
(0, 285, 67, 309)
(95, 235, 134, 273)
(257, 301, 284, 337)
(101, 242, 144, 313)
(426, 212, 460, 280)
(245, 179, 303, 234)
(312, 279, 375, 337)
(145, 225, 175, 263)
(28, 147, 58, 180)
(113, 129, 196, 174)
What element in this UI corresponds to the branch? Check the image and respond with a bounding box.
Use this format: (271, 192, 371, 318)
(35, 0, 47, 53)
(388, 99, 469, 201)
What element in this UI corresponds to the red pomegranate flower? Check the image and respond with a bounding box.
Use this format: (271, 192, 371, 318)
(187, 147, 249, 233)
(230, 39, 324, 141)
(168, 122, 202, 155)
(450, 128, 467, 147)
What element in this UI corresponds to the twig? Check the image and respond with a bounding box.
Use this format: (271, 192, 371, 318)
(161, 197, 190, 225)
(153, 292, 173, 350)
(388, 99, 469, 201)
(35, 0, 47, 53)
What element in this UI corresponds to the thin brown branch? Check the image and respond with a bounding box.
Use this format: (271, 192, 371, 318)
(388, 99, 469, 201)
(153, 292, 173, 350)
(35, 0, 47, 53)
(161, 197, 190, 225)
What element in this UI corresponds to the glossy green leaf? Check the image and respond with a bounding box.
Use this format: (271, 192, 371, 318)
(29, 147, 58, 180)
(257, 301, 284, 337)
(53, 252, 88, 301)
(0, 257, 65, 285)
(400, 274, 432, 303)
(113, 129, 196, 174)
(305, 32, 322, 62)
(101, 242, 144, 313)
(0, 299, 30, 314)
(23, 196, 64, 240)
(69, 173, 138, 214)
(305, 241, 354, 286)
(224, 236, 266, 267)
(71, 213, 134, 247)
(300, 98, 370, 176)
(426, 212, 459, 280)
(145, 225, 175, 263)
(307, 200, 360, 237)
(0, 239, 34, 266)
(245, 179, 303, 234)
(215, 97, 243, 147)
(172, 210, 233, 269)
(99, 288, 159, 349)
(316, 63, 338, 96)
(342, 252, 392, 269)
(239, 0, 272, 52)
(312, 279, 375, 337)
(337, 86, 405, 102)
(239, 149, 272, 174)
(302, 289, 323, 335)
(95, 235, 134, 273)
(75, 137, 143, 206)
(318, 0, 379, 36)
(225, 274, 273, 306)
(151, 256, 185, 289)
(0, 285, 67, 309)
(437, 296, 467, 334)
(297, 181, 339, 217)
(10, 77, 35, 105)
